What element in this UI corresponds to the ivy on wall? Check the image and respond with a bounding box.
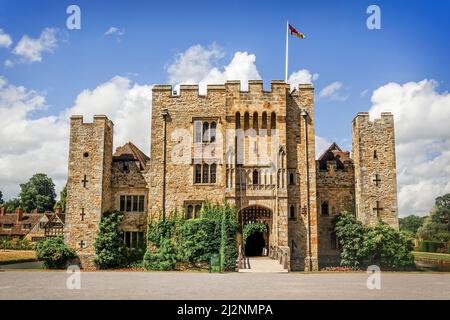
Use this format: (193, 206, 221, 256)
(242, 222, 268, 244)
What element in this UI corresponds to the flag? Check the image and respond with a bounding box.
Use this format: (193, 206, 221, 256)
(289, 24, 305, 39)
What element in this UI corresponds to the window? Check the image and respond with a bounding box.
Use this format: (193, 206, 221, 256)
(202, 122, 210, 143)
(289, 172, 295, 185)
(22, 224, 32, 229)
(124, 231, 145, 249)
(120, 195, 145, 212)
(195, 164, 202, 183)
(194, 120, 202, 143)
(262, 112, 267, 129)
(194, 205, 202, 218)
(202, 164, 209, 183)
(122, 161, 130, 172)
(210, 164, 217, 183)
(2, 224, 13, 229)
(289, 205, 296, 219)
(373, 150, 378, 159)
(186, 205, 194, 219)
(194, 163, 217, 184)
(253, 112, 258, 131)
(270, 112, 276, 130)
(252, 169, 259, 185)
(210, 122, 217, 143)
(235, 112, 241, 129)
(244, 112, 250, 130)
(321, 201, 329, 216)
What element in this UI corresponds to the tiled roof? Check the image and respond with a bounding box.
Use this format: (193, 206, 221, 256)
(113, 142, 150, 169)
(0, 213, 42, 236)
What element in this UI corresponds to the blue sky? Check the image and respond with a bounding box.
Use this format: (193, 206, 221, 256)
(0, 0, 450, 216)
(1, 0, 449, 143)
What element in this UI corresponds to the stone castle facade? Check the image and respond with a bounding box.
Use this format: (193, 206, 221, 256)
(64, 80, 398, 271)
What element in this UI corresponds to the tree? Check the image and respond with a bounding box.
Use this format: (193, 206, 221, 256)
(54, 185, 67, 213)
(94, 211, 128, 269)
(19, 173, 56, 213)
(0, 190, 3, 205)
(399, 215, 426, 238)
(417, 193, 450, 242)
(4, 198, 21, 212)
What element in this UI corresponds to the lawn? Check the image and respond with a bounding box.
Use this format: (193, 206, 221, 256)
(0, 250, 37, 265)
(412, 251, 450, 261)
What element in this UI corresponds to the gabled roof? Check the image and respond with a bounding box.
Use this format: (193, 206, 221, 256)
(317, 142, 351, 162)
(0, 213, 42, 236)
(113, 142, 150, 170)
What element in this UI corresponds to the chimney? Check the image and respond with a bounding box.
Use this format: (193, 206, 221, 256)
(55, 207, 62, 215)
(16, 207, 23, 222)
(0, 207, 5, 216)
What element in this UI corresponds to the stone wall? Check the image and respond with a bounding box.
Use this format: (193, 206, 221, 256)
(352, 112, 399, 228)
(316, 160, 354, 267)
(65, 115, 113, 269)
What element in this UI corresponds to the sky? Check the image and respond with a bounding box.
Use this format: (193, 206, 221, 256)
(0, 0, 449, 217)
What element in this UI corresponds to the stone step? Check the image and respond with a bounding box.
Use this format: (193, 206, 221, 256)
(238, 257, 288, 273)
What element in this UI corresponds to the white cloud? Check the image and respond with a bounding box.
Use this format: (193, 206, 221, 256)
(315, 135, 333, 158)
(166, 44, 262, 93)
(105, 27, 125, 36)
(318, 81, 349, 101)
(369, 79, 450, 217)
(0, 29, 12, 48)
(0, 76, 152, 201)
(360, 89, 368, 97)
(288, 69, 319, 90)
(12, 27, 58, 64)
(4, 59, 14, 68)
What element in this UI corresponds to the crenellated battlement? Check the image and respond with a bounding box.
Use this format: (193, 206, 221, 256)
(353, 112, 394, 127)
(151, 80, 299, 98)
(70, 115, 114, 127)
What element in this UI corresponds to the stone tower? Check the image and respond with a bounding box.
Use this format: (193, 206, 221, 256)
(65, 115, 113, 268)
(352, 112, 398, 228)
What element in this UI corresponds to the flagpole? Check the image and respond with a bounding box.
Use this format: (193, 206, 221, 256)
(285, 20, 289, 83)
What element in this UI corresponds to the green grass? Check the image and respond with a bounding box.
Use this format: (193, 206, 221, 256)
(412, 251, 450, 261)
(0, 250, 37, 265)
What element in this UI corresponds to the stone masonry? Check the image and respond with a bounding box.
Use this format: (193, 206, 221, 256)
(64, 80, 399, 271)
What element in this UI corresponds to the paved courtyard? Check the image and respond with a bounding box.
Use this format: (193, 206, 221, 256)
(0, 271, 449, 300)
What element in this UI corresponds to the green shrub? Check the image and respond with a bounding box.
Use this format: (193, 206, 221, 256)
(334, 212, 414, 269)
(144, 202, 238, 271)
(0, 237, 34, 250)
(35, 237, 76, 269)
(419, 240, 445, 253)
(143, 238, 177, 270)
(94, 211, 128, 269)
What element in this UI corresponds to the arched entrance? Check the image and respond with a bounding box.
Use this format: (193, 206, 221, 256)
(239, 205, 272, 257)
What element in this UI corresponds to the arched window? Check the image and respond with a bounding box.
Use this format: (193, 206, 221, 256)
(203, 164, 209, 183)
(289, 205, 296, 219)
(262, 112, 267, 129)
(252, 169, 259, 185)
(244, 112, 250, 130)
(186, 205, 193, 219)
(373, 150, 378, 159)
(253, 112, 258, 131)
(289, 172, 295, 185)
(195, 164, 202, 183)
(194, 121, 202, 143)
(321, 201, 329, 216)
(202, 122, 209, 143)
(210, 121, 217, 143)
(235, 112, 241, 129)
(210, 164, 217, 183)
(270, 112, 276, 130)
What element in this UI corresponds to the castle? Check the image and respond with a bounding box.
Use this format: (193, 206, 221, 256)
(64, 80, 398, 271)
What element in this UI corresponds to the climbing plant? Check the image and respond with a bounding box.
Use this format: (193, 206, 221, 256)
(243, 222, 268, 244)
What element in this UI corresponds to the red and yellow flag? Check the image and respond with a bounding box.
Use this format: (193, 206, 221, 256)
(289, 24, 305, 39)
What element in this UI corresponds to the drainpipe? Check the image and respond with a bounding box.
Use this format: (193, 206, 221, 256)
(161, 108, 169, 221)
(301, 109, 313, 272)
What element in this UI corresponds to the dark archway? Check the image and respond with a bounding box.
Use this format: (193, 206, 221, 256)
(245, 232, 265, 256)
